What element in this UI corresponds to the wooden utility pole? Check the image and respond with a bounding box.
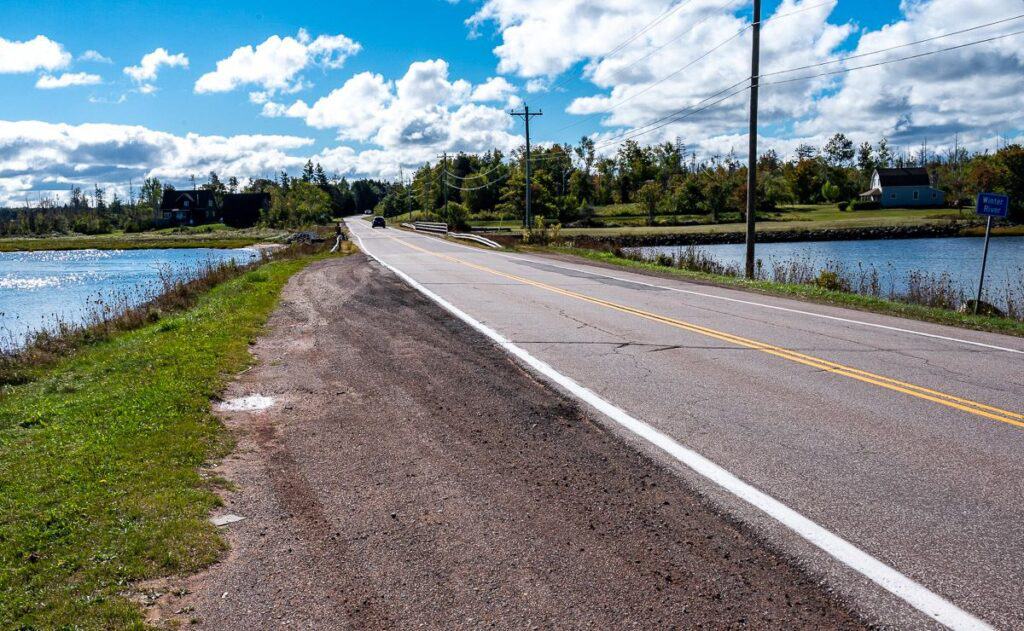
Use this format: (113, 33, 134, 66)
(437, 152, 449, 220)
(744, 0, 762, 279)
(510, 105, 543, 228)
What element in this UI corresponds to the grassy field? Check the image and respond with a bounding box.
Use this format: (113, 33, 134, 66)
(535, 246, 1024, 337)
(386, 204, 993, 238)
(0, 251, 329, 627)
(559, 204, 974, 237)
(0, 223, 289, 252)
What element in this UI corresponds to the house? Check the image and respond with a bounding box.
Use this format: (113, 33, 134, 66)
(158, 189, 217, 226)
(859, 168, 945, 208)
(221, 193, 270, 228)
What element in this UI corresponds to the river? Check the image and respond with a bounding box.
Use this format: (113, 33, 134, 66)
(0, 248, 260, 348)
(627, 235, 1024, 308)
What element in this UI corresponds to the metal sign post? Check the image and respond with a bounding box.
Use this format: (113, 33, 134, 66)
(973, 192, 1010, 315)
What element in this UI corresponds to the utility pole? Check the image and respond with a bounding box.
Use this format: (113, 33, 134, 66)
(437, 152, 449, 221)
(744, 0, 761, 279)
(510, 105, 543, 228)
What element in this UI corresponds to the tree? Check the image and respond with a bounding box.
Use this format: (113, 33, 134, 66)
(823, 133, 855, 168)
(996, 144, 1024, 221)
(266, 180, 332, 227)
(140, 178, 163, 217)
(227, 176, 239, 193)
(795, 143, 817, 160)
(857, 142, 875, 176)
(637, 181, 662, 226)
(876, 137, 893, 168)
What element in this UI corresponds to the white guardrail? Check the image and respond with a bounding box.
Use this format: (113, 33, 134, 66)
(404, 221, 502, 249)
(411, 221, 449, 234)
(449, 233, 502, 249)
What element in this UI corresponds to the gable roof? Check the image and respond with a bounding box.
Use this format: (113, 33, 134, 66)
(220, 193, 270, 212)
(876, 167, 931, 188)
(159, 189, 216, 210)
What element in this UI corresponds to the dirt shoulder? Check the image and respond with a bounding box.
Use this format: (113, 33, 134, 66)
(155, 253, 866, 629)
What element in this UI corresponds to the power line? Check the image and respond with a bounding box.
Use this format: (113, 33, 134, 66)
(759, 13, 1024, 80)
(759, 27, 1024, 88)
(548, 1, 832, 137)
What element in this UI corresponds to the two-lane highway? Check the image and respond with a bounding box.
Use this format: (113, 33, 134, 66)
(348, 218, 1023, 630)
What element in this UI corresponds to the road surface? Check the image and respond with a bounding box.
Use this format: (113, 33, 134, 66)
(348, 217, 1024, 630)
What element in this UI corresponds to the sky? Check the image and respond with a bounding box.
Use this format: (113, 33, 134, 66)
(0, 0, 1022, 204)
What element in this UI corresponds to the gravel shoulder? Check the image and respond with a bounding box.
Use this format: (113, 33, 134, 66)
(152, 253, 867, 629)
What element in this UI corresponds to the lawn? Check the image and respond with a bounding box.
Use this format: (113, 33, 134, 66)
(0, 224, 289, 252)
(0, 251, 325, 627)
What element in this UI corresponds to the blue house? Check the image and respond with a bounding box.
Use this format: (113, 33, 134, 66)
(860, 168, 945, 208)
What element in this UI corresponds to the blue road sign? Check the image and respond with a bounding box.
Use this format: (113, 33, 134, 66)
(976, 193, 1010, 218)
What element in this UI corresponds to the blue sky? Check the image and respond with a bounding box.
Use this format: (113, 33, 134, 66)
(0, 0, 1022, 202)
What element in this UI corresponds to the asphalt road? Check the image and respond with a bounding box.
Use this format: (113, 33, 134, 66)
(348, 218, 1024, 630)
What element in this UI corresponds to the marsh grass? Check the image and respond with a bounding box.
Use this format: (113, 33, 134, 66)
(611, 244, 1024, 323)
(0, 241, 327, 385)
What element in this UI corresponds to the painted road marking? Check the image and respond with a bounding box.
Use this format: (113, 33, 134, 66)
(382, 231, 1023, 430)
(352, 226, 994, 631)
(396, 228, 1024, 355)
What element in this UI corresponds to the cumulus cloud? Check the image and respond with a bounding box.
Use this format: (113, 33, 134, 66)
(123, 48, 189, 88)
(471, 0, 1024, 158)
(263, 59, 523, 173)
(0, 35, 71, 73)
(0, 119, 314, 204)
(793, 0, 1024, 153)
(79, 50, 112, 64)
(470, 76, 517, 102)
(35, 72, 103, 89)
(194, 29, 361, 97)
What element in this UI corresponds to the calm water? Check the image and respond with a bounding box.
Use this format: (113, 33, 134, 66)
(0, 248, 259, 347)
(628, 236, 1024, 304)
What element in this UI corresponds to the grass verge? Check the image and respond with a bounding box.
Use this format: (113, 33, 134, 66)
(0, 250, 333, 628)
(536, 246, 1024, 338)
(0, 225, 288, 252)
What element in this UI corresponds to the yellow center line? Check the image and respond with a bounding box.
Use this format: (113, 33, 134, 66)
(382, 231, 1024, 430)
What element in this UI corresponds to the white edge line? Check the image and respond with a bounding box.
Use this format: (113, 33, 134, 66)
(392, 225, 1023, 355)
(352, 226, 994, 631)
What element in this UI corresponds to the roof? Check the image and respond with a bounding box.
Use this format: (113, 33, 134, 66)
(860, 188, 882, 197)
(875, 168, 931, 188)
(160, 189, 216, 210)
(220, 192, 270, 212)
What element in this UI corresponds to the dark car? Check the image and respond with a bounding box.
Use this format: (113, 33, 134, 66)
(371, 216, 386, 228)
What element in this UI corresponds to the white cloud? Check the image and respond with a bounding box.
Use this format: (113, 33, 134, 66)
(0, 119, 315, 204)
(470, 76, 516, 102)
(123, 48, 189, 88)
(194, 30, 361, 97)
(79, 50, 112, 64)
(469, 0, 1024, 158)
(268, 59, 521, 163)
(35, 72, 103, 89)
(0, 35, 70, 73)
(793, 0, 1024, 154)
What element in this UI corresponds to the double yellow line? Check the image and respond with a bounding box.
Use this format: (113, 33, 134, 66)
(387, 233, 1024, 430)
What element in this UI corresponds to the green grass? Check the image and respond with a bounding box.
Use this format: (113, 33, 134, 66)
(555, 204, 974, 237)
(537, 246, 1024, 337)
(0, 253, 322, 628)
(0, 224, 289, 252)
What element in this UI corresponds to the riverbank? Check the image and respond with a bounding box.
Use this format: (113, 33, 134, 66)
(528, 246, 1024, 337)
(0, 245, 346, 628)
(0, 224, 289, 252)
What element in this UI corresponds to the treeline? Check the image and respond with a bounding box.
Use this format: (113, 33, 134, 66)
(374, 135, 1024, 228)
(0, 161, 394, 236)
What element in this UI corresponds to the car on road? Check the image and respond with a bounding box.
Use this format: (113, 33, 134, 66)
(362, 210, 372, 215)
(371, 216, 386, 228)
